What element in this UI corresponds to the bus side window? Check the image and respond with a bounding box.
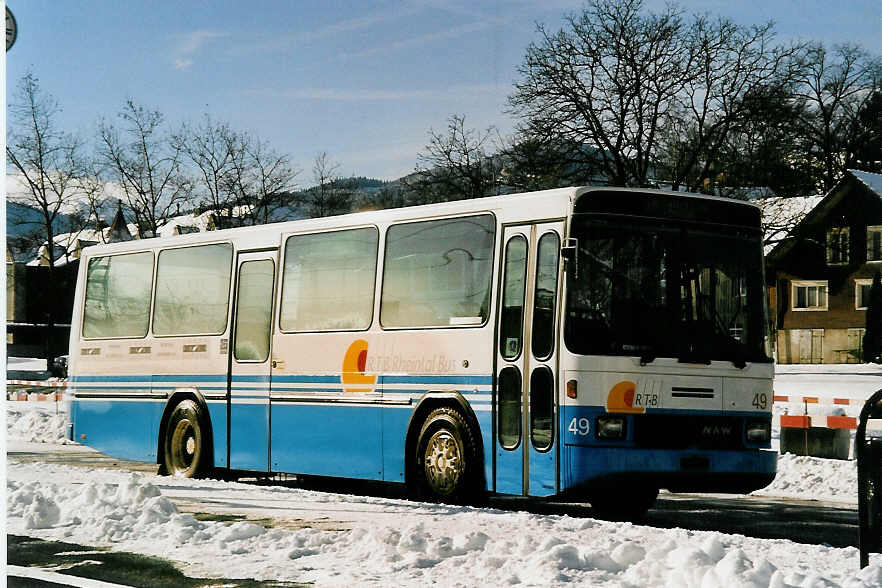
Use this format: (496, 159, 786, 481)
(381, 215, 495, 329)
(153, 243, 233, 336)
(279, 227, 378, 332)
(83, 251, 154, 339)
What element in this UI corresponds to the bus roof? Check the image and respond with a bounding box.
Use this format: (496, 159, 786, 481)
(77, 185, 760, 258)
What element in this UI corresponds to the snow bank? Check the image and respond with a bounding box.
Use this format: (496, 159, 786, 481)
(6, 463, 881, 587)
(6, 403, 76, 445)
(7, 357, 48, 371)
(753, 454, 857, 504)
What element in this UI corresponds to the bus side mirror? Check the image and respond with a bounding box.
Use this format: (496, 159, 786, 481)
(560, 238, 578, 261)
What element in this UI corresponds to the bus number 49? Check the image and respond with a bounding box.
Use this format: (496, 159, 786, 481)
(568, 417, 591, 436)
(752, 393, 768, 410)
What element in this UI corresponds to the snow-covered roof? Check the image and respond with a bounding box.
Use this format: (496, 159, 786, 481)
(850, 169, 882, 199)
(156, 210, 218, 238)
(757, 195, 824, 254)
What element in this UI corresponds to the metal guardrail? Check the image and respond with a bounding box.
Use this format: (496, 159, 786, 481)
(857, 389, 882, 568)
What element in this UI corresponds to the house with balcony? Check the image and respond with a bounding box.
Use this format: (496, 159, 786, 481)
(766, 169, 882, 363)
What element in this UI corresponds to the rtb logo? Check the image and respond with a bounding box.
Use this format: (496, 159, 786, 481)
(341, 339, 377, 394)
(605, 380, 658, 413)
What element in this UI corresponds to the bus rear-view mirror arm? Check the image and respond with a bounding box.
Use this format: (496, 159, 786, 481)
(561, 238, 578, 278)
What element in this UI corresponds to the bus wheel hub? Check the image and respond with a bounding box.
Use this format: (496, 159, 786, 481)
(425, 431, 462, 492)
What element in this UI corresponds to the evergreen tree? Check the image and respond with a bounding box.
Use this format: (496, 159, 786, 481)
(864, 271, 882, 363)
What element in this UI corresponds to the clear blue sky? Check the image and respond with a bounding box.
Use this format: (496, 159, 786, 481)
(5, 0, 881, 181)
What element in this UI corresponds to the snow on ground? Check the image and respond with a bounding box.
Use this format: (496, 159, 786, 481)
(6, 461, 882, 587)
(773, 365, 882, 403)
(7, 357, 48, 372)
(7, 401, 76, 445)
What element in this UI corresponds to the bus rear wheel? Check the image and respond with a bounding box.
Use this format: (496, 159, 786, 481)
(413, 407, 479, 503)
(161, 399, 209, 478)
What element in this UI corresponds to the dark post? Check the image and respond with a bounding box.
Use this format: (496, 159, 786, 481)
(857, 389, 882, 568)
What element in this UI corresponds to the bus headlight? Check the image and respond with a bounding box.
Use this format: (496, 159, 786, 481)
(746, 420, 771, 443)
(596, 416, 626, 440)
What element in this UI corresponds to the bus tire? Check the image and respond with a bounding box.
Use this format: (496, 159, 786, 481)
(161, 399, 210, 478)
(589, 486, 658, 522)
(413, 407, 479, 503)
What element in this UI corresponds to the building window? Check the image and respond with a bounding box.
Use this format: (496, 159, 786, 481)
(868, 226, 882, 262)
(826, 227, 849, 265)
(792, 281, 828, 311)
(856, 279, 873, 310)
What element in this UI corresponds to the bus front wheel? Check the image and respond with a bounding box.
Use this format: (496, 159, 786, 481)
(161, 399, 209, 478)
(413, 407, 479, 503)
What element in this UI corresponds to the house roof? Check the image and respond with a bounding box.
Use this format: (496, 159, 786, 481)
(766, 169, 882, 262)
(759, 195, 824, 254)
(850, 169, 882, 198)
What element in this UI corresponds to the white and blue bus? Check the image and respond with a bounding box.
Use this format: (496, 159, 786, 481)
(69, 187, 775, 518)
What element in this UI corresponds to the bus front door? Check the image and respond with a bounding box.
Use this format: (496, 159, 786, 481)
(495, 222, 564, 497)
(228, 250, 278, 472)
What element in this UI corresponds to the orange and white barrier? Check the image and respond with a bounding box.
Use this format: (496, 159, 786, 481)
(779, 414, 857, 429)
(776, 394, 860, 430)
(8, 392, 64, 402)
(774, 395, 864, 407)
(7, 379, 67, 387)
(7, 380, 67, 402)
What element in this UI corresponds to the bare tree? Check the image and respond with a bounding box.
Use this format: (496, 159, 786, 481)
(173, 114, 242, 227)
(509, 0, 803, 191)
(98, 100, 190, 237)
(794, 44, 882, 191)
(227, 134, 300, 225)
(404, 114, 501, 203)
(6, 73, 91, 366)
(710, 87, 815, 198)
(498, 132, 606, 192)
(304, 152, 354, 217)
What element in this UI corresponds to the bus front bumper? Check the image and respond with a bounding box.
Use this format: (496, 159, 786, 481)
(563, 446, 778, 495)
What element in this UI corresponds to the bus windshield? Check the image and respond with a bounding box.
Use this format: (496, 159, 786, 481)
(564, 215, 771, 365)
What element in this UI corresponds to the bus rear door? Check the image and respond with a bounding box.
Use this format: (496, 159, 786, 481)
(228, 250, 278, 472)
(496, 221, 564, 496)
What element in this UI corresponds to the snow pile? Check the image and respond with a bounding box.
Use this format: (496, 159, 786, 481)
(6, 464, 882, 587)
(754, 454, 858, 504)
(6, 403, 75, 444)
(7, 357, 48, 371)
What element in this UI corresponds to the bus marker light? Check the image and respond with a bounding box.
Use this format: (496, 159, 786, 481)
(566, 380, 577, 399)
(596, 416, 626, 439)
(746, 421, 771, 443)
